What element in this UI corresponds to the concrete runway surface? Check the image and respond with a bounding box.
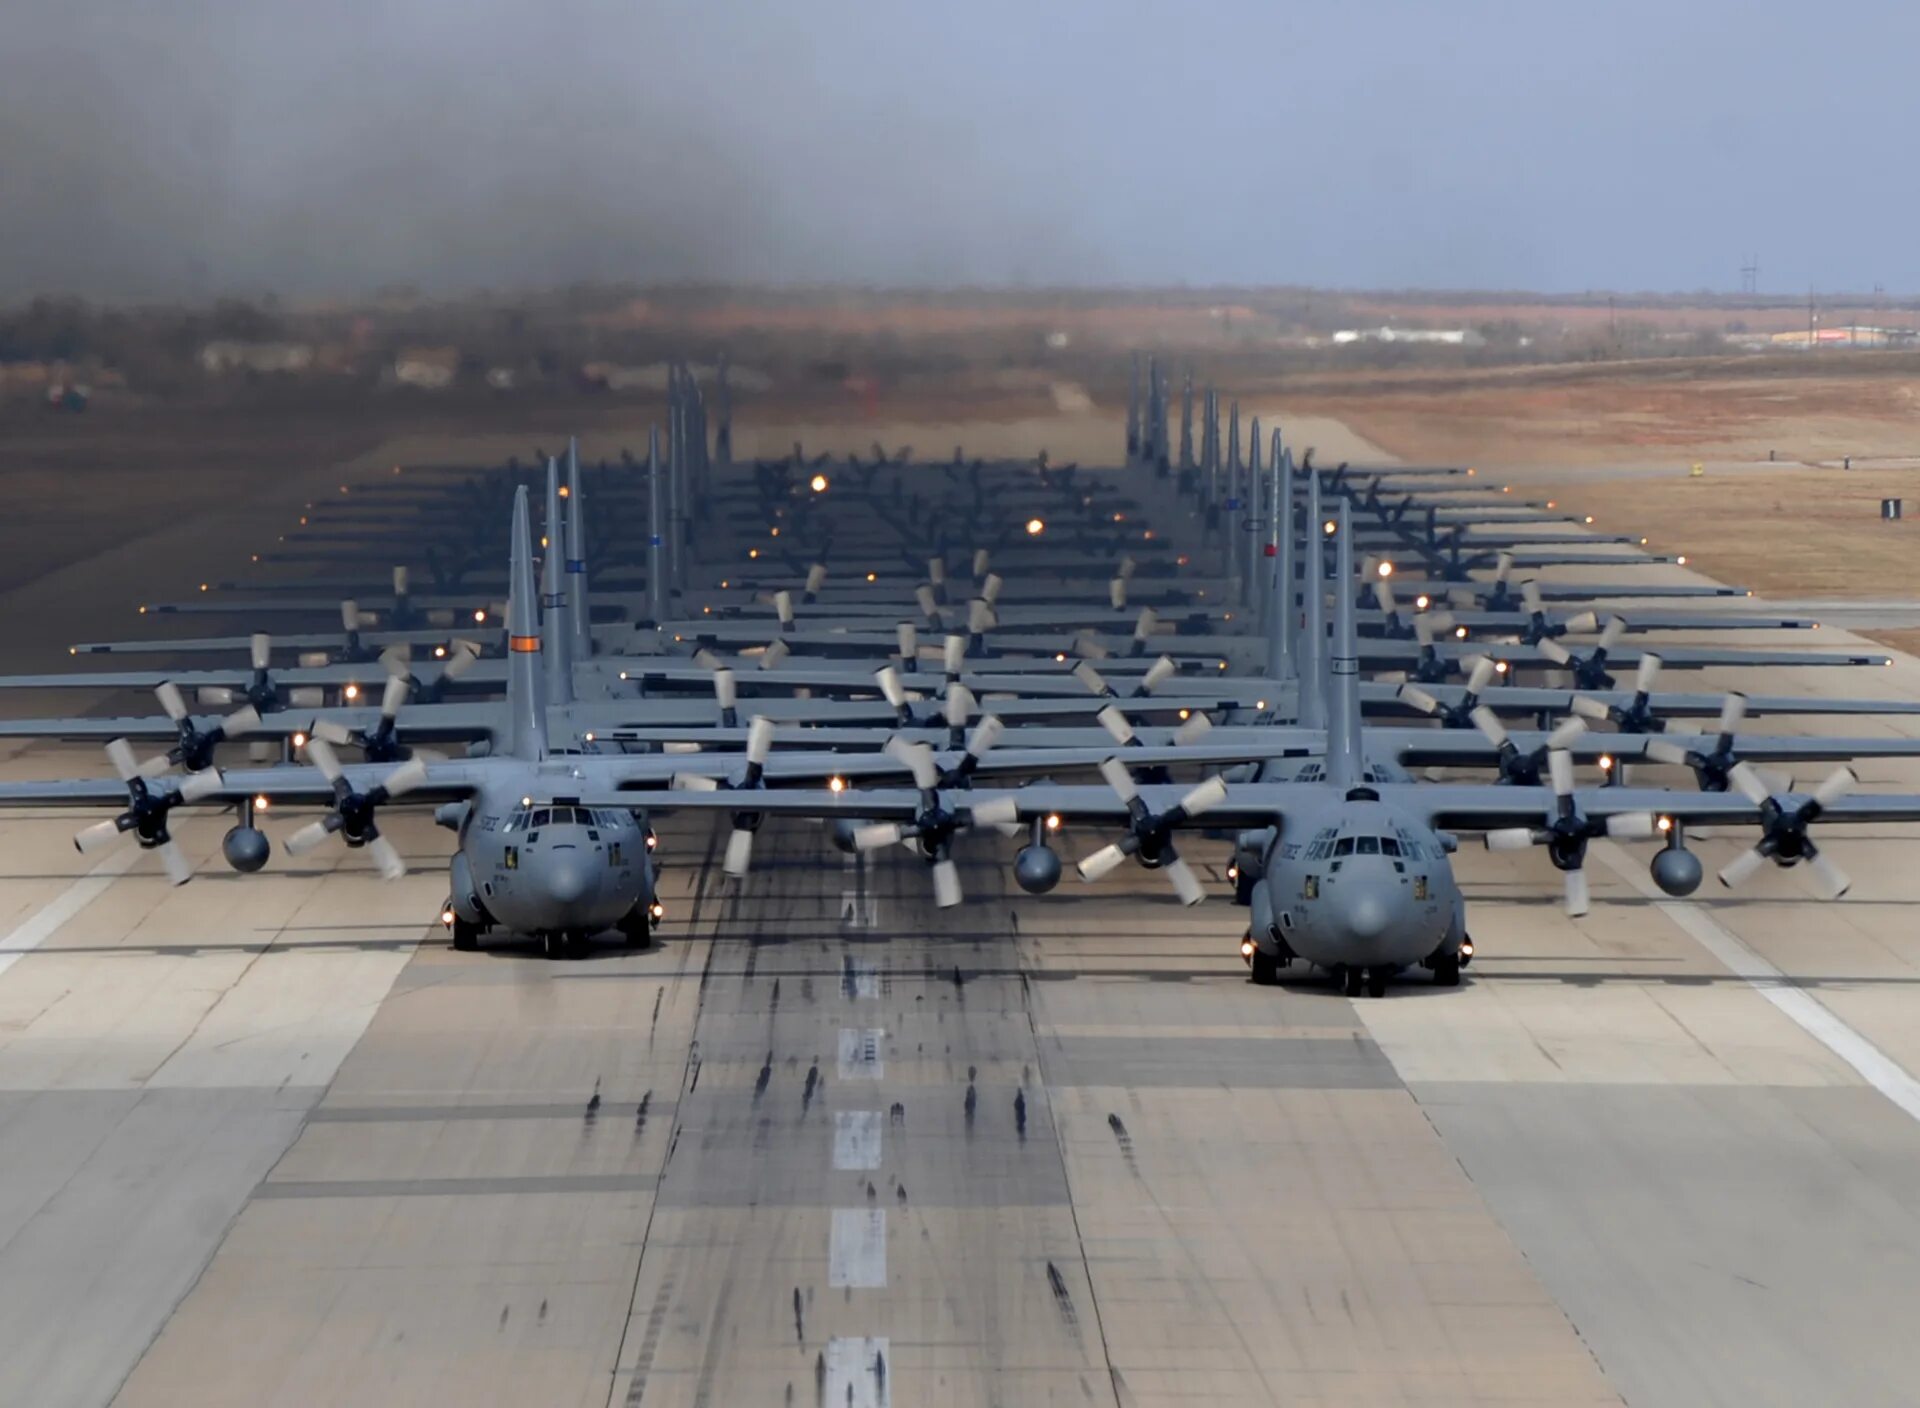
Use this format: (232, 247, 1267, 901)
(1, 420, 1919, 1406)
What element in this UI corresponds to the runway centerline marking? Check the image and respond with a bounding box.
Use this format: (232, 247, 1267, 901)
(824, 1337, 890, 1407)
(1593, 839, 1920, 1123)
(828, 1208, 887, 1288)
(837, 1027, 884, 1079)
(833, 1110, 883, 1170)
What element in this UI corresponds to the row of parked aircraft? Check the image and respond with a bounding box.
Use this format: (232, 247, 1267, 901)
(3, 384, 1917, 990)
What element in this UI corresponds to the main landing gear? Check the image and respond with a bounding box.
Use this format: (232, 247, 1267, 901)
(1335, 965, 1389, 998)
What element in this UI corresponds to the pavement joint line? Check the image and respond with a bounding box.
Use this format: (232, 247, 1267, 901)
(1593, 839, 1920, 1123)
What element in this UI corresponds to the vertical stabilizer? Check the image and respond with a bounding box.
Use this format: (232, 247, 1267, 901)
(566, 439, 593, 659)
(1299, 463, 1326, 728)
(507, 485, 549, 761)
(542, 459, 574, 707)
(1326, 498, 1364, 789)
(1267, 443, 1294, 682)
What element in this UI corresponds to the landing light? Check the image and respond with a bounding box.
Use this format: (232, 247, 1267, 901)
(1026, 518, 1045, 536)
(473, 609, 487, 623)
(1494, 660, 1510, 674)
(343, 683, 360, 701)
(584, 731, 595, 742)
(558, 485, 569, 498)
(1240, 937, 1256, 958)
(1227, 863, 1239, 881)
(645, 830, 658, 850)
(649, 901, 666, 920)
(721, 579, 730, 589)
(1583, 515, 1594, 524)
(1599, 754, 1616, 772)
(829, 776, 846, 793)
(1677, 555, 1689, 566)
(292, 732, 308, 749)
(254, 795, 270, 811)
(867, 572, 877, 582)
(1142, 530, 1154, 540)
(1178, 708, 1191, 720)
(1256, 699, 1268, 710)
(1546, 500, 1556, 509)
(770, 527, 780, 537)
(1323, 520, 1336, 535)
(521, 796, 533, 807)
(1460, 939, 1475, 957)
(749, 548, 760, 559)
(1176, 554, 1191, 568)
(1112, 512, 1125, 523)
(1454, 626, 1468, 639)
(1657, 815, 1673, 832)
(810, 473, 829, 492)
(199, 583, 209, 592)
(1377, 561, 1394, 578)
(1055, 653, 1067, 662)
(441, 908, 455, 926)
(1045, 813, 1062, 832)
(434, 645, 446, 658)
(1415, 594, 1431, 610)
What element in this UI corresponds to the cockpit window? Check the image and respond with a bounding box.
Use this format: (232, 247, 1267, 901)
(1381, 837, 1402, 857)
(531, 808, 552, 829)
(1333, 837, 1354, 857)
(1356, 836, 1379, 855)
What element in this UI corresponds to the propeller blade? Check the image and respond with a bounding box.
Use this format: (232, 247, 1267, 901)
(694, 647, 725, 671)
(380, 675, 410, 720)
(197, 686, 236, 707)
(1634, 653, 1663, 694)
(1718, 691, 1748, 737)
(805, 563, 827, 595)
(1562, 611, 1600, 635)
(966, 599, 994, 636)
(672, 774, 721, 791)
(1399, 684, 1441, 715)
(1137, 656, 1177, 694)
(1808, 851, 1852, 900)
(874, 667, 905, 710)
(75, 818, 123, 855)
(1494, 551, 1514, 584)
(1485, 828, 1538, 852)
(1177, 775, 1230, 818)
(304, 735, 345, 783)
(942, 635, 966, 677)
(155, 681, 189, 722)
(973, 549, 991, 576)
(366, 834, 407, 880)
(945, 685, 975, 730)
(853, 822, 904, 851)
(774, 590, 794, 626)
(250, 633, 272, 672)
(970, 795, 1019, 828)
(883, 735, 939, 791)
(723, 828, 755, 878)
(714, 668, 739, 711)
(1537, 638, 1573, 666)
(381, 756, 429, 798)
(1643, 737, 1694, 767)
(895, 622, 918, 662)
(1597, 616, 1627, 652)
(380, 643, 412, 677)
(177, 769, 225, 803)
(158, 839, 194, 887)
(106, 738, 139, 781)
(289, 688, 325, 709)
(759, 639, 791, 669)
(136, 753, 174, 779)
(915, 584, 939, 621)
(1172, 712, 1213, 747)
(1568, 696, 1612, 721)
(284, 819, 337, 856)
(442, 641, 481, 680)
(1108, 578, 1126, 610)
(1547, 717, 1589, 750)
(1465, 655, 1497, 694)
(1547, 749, 1575, 797)
(1521, 581, 1544, 616)
(1133, 606, 1159, 640)
(219, 705, 261, 739)
(1098, 757, 1139, 804)
(1469, 705, 1510, 749)
(932, 858, 962, 909)
(1727, 762, 1773, 806)
(1564, 866, 1591, 917)
(745, 716, 775, 768)
(1072, 661, 1110, 696)
(341, 599, 361, 632)
(1163, 856, 1205, 907)
(1718, 845, 1770, 889)
(312, 719, 353, 746)
(966, 715, 1004, 758)
(1076, 843, 1129, 881)
(1604, 812, 1658, 840)
(1096, 706, 1135, 745)
(1812, 765, 1858, 810)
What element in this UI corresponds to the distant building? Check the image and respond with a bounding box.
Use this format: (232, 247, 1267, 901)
(1332, 327, 1487, 348)
(391, 347, 458, 389)
(1768, 326, 1916, 349)
(199, 341, 314, 375)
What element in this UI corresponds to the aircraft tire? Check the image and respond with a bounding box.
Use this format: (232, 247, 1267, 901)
(1249, 946, 1279, 986)
(451, 916, 480, 952)
(1365, 968, 1388, 999)
(619, 910, 654, 949)
(1432, 953, 1461, 987)
(1341, 967, 1364, 998)
(541, 932, 566, 961)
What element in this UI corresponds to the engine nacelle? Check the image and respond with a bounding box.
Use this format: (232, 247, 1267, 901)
(446, 852, 490, 924)
(1013, 844, 1062, 894)
(829, 818, 862, 854)
(434, 800, 471, 834)
(222, 825, 270, 874)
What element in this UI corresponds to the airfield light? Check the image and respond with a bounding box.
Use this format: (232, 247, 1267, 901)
(339, 485, 349, 494)
(440, 908, 456, 927)
(1466, 468, 1476, 476)
(619, 671, 629, 680)
(292, 732, 308, 749)
(254, 795, 270, 811)
(1501, 485, 1510, 494)
(1142, 530, 1154, 540)
(1217, 661, 1229, 671)
(584, 731, 596, 743)
(343, 683, 360, 702)
(1223, 612, 1233, 622)
(1584, 515, 1595, 525)
(540, 535, 548, 549)
(251, 555, 260, 563)
(1639, 537, 1649, 546)
(770, 527, 781, 537)
(1415, 594, 1431, 610)
(1256, 699, 1268, 710)
(199, 583, 209, 593)
(1026, 518, 1045, 536)
(720, 580, 730, 589)
(829, 775, 846, 793)
(138, 605, 147, 614)
(68, 647, 75, 656)
(1377, 561, 1394, 578)
(1177, 554, 1190, 567)
(1546, 500, 1556, 509)
(1055, 652, 1067, 662)
(1240, 937, 1256, 959)
(1112, 512, 1125, 524)
(1677, 556, 1689, 566)
(809, 473, 830, 493)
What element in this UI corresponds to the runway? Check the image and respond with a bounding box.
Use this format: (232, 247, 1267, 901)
(2, 420, 1920, 1405)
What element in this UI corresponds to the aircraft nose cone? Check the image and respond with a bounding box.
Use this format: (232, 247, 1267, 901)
(1338, 889, 1392, 942)
(546, 852, 593, 907)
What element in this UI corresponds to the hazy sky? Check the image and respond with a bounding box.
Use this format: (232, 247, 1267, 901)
(3, 0, 1915, 299)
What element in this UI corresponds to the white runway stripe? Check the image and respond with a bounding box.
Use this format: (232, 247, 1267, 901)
(0, 827, 164, 979)
(824, 1337, 890, 1407)
(1594, 839, 1920, 1123)
(837, 1027, 884, 1079)
(829, 1208, 887, 1288)
(833, 1110, 883, 1170)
